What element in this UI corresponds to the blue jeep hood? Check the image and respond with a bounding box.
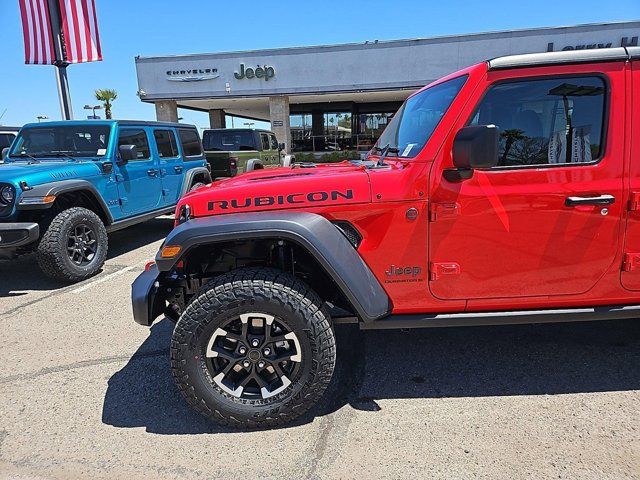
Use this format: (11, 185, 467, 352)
(0, 159, 101, 187)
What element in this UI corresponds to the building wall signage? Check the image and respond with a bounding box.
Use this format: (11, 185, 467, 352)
(546, 35, 638, 51)
(234, 63, 276, 81)
(166, 68, 219, 82)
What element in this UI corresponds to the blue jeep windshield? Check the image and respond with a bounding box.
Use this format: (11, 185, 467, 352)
(9, 125, 111, 159)
(375, 75, 468, 158)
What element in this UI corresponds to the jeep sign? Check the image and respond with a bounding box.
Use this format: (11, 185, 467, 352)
(234, 63, 276, 81)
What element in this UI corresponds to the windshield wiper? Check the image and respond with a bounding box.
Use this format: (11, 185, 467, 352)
(12, 151, 40, 163)
(50, 151, 78, 162)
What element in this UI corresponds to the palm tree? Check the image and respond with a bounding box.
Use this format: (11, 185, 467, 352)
(94, 89, 117, 119)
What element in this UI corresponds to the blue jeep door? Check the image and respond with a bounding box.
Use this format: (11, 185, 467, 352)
(153, 128, 182, 206)
(115, 128, 163, 215)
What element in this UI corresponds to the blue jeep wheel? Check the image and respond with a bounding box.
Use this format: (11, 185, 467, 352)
(37, 207, 108, 282)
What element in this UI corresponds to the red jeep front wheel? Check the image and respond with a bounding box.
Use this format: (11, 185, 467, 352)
(170, 267, 336, 428)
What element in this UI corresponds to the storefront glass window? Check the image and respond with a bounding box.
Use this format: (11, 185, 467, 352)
(290, 114, 312, 151)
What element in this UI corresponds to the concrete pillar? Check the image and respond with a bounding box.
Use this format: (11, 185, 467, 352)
(208, 109, 226, 129)
(155, 100, 178, 122)
(311, 110, 325, 151)
(269, 95, 291, 153)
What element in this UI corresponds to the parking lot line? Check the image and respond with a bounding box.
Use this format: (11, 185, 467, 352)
(71, 261, 147, 294)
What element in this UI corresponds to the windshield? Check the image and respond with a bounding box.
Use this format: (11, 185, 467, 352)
(202, 130, 256, 151)
(375, 75, 468, 158)
(9, 125, 111, 159)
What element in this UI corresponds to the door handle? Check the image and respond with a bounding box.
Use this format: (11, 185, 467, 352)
(565, 194, 615, 207)
(147, 169, 158, 177)
(174, 166, 183, 173)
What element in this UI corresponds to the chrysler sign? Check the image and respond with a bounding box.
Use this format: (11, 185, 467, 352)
(166, 67, 220, 82)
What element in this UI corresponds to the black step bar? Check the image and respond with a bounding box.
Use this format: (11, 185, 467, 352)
(361, 305, 640, 330)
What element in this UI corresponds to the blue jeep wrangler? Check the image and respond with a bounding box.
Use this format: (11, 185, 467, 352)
(0, 120, 210, 282)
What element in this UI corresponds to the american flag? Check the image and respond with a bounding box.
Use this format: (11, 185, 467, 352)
(18, 0, 102, 65)
(58, 0, 102, 63)
(18, 0, 56, 65)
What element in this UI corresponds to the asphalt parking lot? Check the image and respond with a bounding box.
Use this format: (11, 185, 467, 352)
(0, 217, 639, 479)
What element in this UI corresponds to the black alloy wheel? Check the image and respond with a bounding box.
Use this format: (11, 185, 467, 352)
(205, 312, 302, 400)
(66, 223, 97, 266)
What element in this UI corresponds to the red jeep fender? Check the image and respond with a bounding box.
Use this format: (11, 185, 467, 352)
(155, 211, 391, 323)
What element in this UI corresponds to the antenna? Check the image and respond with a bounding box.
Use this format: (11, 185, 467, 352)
(0, 108, 6, 124)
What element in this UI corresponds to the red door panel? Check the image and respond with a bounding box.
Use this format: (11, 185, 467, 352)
(621, 59, 640, 291)
(429, 62, 626, 300)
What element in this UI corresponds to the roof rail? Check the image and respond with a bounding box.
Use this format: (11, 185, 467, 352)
(488, 47, 630, 70)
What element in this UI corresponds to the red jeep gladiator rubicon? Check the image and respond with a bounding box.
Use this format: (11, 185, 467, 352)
(132, 47, 640, 428)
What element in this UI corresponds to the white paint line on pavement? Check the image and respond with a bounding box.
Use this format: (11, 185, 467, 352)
(71, 261, 146, 294)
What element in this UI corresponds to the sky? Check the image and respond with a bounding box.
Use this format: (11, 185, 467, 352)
(0, 0, 638, 129)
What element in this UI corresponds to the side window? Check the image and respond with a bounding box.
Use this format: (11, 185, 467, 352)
(178, 129, 203, 158)
(469, 76, 606, 167)
(260, 133, 270, 151)
(270, 134, 279, 150)
(118, 129, 150, 160)
(0, 133, 16, 150)
(154, 129, 178, 158)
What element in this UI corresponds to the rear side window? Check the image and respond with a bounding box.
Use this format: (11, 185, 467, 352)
(178, 129, 203, 158)
(260, 133, 270, 151)
(154, 129, 178, 158)
(0, 133, 16, 150)
(469, 76, 606, 167)
(270, 134, 279, 150)
(202, 130, 256, 151)
(118, 129, 150, 160)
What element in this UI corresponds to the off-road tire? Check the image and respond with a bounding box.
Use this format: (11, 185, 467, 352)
(189, 182, 206, 192)
(171, 267, 336, 428)
(37, 207, 108, 282)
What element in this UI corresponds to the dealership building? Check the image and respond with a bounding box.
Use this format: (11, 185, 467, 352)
(135, 21, 639, 153)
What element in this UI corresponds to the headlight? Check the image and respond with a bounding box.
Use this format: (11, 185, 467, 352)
(0, 186, 15, 204)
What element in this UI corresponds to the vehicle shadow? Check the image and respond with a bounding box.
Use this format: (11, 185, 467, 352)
(102, 317, 640, 435)
(0, 217, 173, 297)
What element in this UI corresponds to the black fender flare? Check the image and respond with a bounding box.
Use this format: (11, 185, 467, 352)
(17, 179, 114, 224)
(179, 167, 212, 197)
(156, 211, 391, 323)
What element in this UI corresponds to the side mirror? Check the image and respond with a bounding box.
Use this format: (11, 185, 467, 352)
(1, 148, 8, 160)
(453, 125, 499, 169)
(118, 144, 138, 164)
(278, 142, 285, 152)
(446, 125, 499, 182)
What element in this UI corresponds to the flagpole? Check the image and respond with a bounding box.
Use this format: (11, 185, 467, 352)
(47, 0, 73, 120)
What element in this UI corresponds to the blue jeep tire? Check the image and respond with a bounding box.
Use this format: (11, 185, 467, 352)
(37, 207, 108, 282)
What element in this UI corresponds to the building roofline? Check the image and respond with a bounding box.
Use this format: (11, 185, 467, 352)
(135, 20, 640, 62)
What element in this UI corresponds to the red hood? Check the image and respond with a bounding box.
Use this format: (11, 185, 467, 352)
(181, 162, 371, 217)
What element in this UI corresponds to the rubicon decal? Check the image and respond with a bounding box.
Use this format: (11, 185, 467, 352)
(207, 189, 353, 210)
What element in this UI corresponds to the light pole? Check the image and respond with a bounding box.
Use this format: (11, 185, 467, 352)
(84, 104, 103, 119)
(36, 115, 49, 123)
